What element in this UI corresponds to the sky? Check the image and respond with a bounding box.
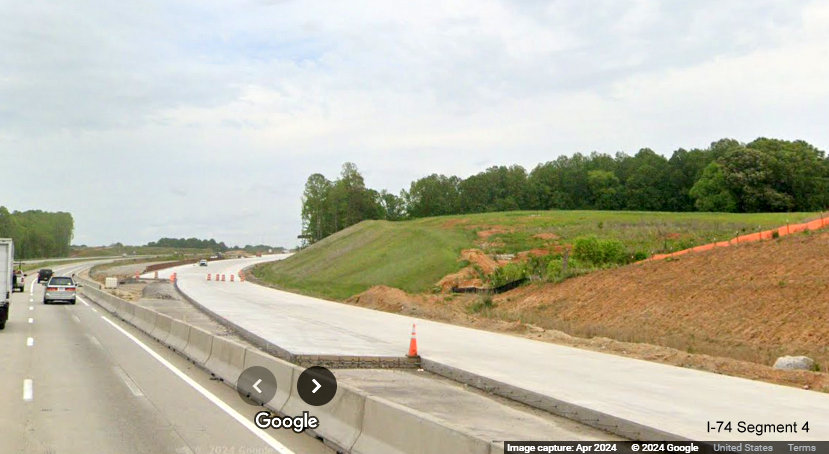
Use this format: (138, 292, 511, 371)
(2, 0, 828, 248)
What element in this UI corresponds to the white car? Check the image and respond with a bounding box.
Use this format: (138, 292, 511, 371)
(198, 259, 208, 266)
(44, 276, 78, 304)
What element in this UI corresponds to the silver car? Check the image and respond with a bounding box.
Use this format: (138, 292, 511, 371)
(44, 276, 78, 304)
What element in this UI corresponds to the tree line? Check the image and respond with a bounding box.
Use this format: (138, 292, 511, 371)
(145, 238, 285, 253)
(147, 237, 230, 251)
(0, 207, 75, 258)
(300, 137, 829, 243)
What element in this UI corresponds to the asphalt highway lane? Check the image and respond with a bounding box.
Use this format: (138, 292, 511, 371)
(0, 263, 332, 454)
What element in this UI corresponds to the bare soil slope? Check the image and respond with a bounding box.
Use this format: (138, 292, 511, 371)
(346, 231, 829, 392)
(496, 230, 829, 370)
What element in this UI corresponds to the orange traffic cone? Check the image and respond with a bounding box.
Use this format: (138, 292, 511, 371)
(230, 274, 235, 282)
(207, 273, 211, 281)
(407, 323, 418, 357)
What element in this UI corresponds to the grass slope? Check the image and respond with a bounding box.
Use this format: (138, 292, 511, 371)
(254, 220, 472, 299)
(253, 210, 819, 300)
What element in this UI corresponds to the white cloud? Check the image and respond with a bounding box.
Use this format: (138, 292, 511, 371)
(1, 0, 827, 247)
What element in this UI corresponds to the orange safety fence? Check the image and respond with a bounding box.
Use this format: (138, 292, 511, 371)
(644, 214, 829, 262)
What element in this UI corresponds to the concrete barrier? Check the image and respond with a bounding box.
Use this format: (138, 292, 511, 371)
(149, 313, 174, 343)
(165, 319, 191, 353)
(282, 379, 366, 452)
(102, 293, 119, 312)
(204, 336, 247, 386)
(118, 299, 136, 324)
(352, 396, 492, 454)
(75, 276, 101, 290)
(184, 326, 214, 365)
(110, 298, 128, 318)
(79, 274, 524, 454)
(243, 348, 298, 412)
(80, 285, 124, 314)
(100, 291, 124, 313)
(132, 305, 157, 334)
(174, 279, 297, 363)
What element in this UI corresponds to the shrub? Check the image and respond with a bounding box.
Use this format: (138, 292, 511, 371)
(546, 257, 564, 280)
(545, 256, 590, 281)
(488, 262, 527, 288)
(632, 251, 648, 261)
(600, 239, 626, 264)
(573, 236, 602, 264)
(526, 254, 556, 278)
(573, 236, 627, 265)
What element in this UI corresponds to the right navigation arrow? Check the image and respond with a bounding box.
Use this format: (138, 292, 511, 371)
(311, 379, 321, 394)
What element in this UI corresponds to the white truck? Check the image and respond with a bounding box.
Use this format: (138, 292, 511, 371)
(0, 238, 13, 330)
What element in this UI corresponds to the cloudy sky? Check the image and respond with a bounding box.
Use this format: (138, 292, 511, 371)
(2, 0, 828, 248)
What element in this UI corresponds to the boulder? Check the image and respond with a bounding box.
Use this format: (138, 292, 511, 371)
(773, 356, 815, 371)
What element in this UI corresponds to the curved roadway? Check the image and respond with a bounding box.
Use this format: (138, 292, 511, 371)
(1, 261, 332, 454)
(150, 256, 829, 442)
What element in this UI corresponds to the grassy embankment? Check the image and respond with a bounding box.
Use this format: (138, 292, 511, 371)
(253, 210, 818, 300)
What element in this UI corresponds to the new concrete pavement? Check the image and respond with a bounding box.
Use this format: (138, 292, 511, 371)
(1, 262, 332, 454)
(151, 256, 829, 441)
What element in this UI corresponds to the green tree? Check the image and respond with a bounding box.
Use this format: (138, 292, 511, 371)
(378, 190, 406, 221)
(587, 170, 621, 209)
(689, 162, 738, 212)
(719, 146, 794, 212)
(301, 173, 333, 242)
(403, 174, 460, 217)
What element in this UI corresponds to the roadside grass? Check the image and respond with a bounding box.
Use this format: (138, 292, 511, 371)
(253, 210, 819, 301)
(19, 257, 108, 273)
(88, 254, 190, 276)
(254, 221, 473, 300)
(417, 210, 818, 255)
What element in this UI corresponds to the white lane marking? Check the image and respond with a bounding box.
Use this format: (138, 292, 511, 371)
(27, 337, 34, 347)
(23, 379, 33, 401)
(30, 280, 35, 294)
(29, 298, 33, 303)
(113, 366, 145, 397)
(71, 315, 81, 324)
(28, 318, 33, 324)
(91, 307, 98, 313)
(99, 316, 295, 454)
(29, 306, 33, 311)
(80, 298, 90, 307)
(87, 334, 103, 349)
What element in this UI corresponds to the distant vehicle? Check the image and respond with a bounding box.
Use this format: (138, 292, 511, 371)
(209, 255, 218, 259)
(13, 270, 25, 292)
(38, 268, 53, 283)
(0, 238, 13, 329)
(199, 259, 208, 266)
(43, 276, 78, 304)
(255, 252, 262, 257)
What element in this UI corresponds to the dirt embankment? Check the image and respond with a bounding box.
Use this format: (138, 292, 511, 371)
(497, 231, 829, 368)
(436, 249, 502, 291)
(346, 231, 829, 392)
